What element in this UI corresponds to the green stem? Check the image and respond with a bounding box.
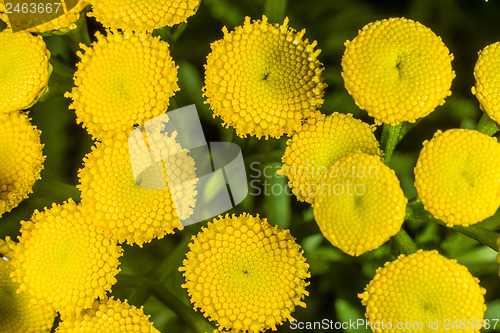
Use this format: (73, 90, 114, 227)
(406, 199, 499, 251)
(31, 177, 80, 202)
(264, 0, 288, 22)
(62, 12, 91, 53)
(380, 123, 403, 164)
(244, 150, 283, 165)
(476, 112, 500, 136)
(391, 228, 418, 255)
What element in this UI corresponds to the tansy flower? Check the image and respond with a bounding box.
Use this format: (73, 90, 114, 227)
(313, 152, 406, 256)
(472, 41, 500, 125)
(11, 200, 123, 316)
(359, 250, 486, 333)
(179, 213, 310, 333)
(77, 132, 197, 246)
(0, 112, 45, 217)
(0, 237, 56, 333)
(414, 128, 500, 226)
(0, 30, 51, 113)
(341, 17, 455, 125)
(278, 112, 380, 203)
(203, 15, 326, 139)
(88, 0, 199, 32)
(55, 297, 160, 333)
(65, 29, 179, 139)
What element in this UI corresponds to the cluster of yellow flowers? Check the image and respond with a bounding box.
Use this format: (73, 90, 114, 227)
(1, 2, 499, 332)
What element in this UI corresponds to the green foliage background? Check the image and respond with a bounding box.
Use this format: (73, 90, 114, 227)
(1, 0, 500, 332)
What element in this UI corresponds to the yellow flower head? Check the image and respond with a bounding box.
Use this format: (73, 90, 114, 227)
(179, 213, 310, 333)
(414, 128, 500, 226)
(359, 250, 486, 333)
(313, 152, 406, 256)
(341, 17, 455, 125)
(55, 297, 160, 333)
(204, 15, 326, 139)
(0, 112, 45, 217)
(88, 0, 199, 32)
(0, 30, 51, 113)
(472, 41, 500, 124)
(0, 237, 56, 333)
(78, 132, 197, 246)
(11, 200, 123, 316)
(278, 112, 380, 203)
(65, 29, 179, 139)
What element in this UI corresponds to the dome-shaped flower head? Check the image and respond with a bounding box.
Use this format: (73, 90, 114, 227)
(313, 152, 406, 256)
(414, 128, 500, 226)
(278, 112, 380, 204)
(55, 297, 160, 332)
(88, 0, 199, 32)
(204, 15, 326, 139)
(11, 200, 123, 316)
(359, 250, 486, 333)
(77, 131, 197, 246)
(0, 237, 56, 333)
(179, 213, 310, 332)
(472, 41, 500, 125)
(0, 112, 45, 217)
(65, 29, 179, 139)
(0, 30, 51, 113)
(341, 17, 455, 125)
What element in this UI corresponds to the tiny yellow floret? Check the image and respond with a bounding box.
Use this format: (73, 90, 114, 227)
(359, 250, 486, 333)
(341, 17, 454, 125)
(204, 15, 326, 139)
(414, 128, 500, 226)
(180, 213, 310, 333)
(279, 112, 380, 203)
(313, 152, 407, 256)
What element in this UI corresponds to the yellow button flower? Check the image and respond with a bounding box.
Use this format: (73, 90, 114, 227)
(78, 132, 197, 246)
(341, 17, 455, 125)
(88, 0, 199, 32)
(65, 29, 179, 139)
(0, 237, 56, 333)
(313, 152, 407, 256)
(359, 250, 486, 333)
(179, 213, 310, 333)
(55, 297, 160, 333)
(414, 128, 500, 226)
(0, 30, 51, 113)
(11, 200, 123, 316)
(204, 15, 326, 139)
(0, 112, 45, 217)
(472, 41, 500, 125)
(278, 112, 380, 203)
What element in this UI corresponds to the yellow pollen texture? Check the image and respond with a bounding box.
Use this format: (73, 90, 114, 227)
(341, 17, 455, 125)
(359, 250, 486, 333)
(179, 213, 310, 333)
(204, 15, 326, 139)
(414, 128, 500, 226)
(313, 152, 406, 256)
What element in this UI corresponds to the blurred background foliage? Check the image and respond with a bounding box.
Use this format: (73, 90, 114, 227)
(1, 0, 500, 332)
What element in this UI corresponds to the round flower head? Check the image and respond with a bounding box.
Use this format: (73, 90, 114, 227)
(0, 237, 56, 333)
(65, 29, 179, 139)
(414, 128, 500, 226)
(179, 213, 310, 332)
(359, 250, 486, 333)
(88, 0, 199, 32)
(472, 41, 500, 125)
(55, 297, 159, 333)
(11, 200, 123, 316)
(0, 30, 51, 113)
(0, 112, 45, 217)
(341, 17, 455, 125)
(278, 112, 380, 204)
(78, 131, 197, 246)
(313, 152, 406, 256)
(204, 15, 326, 139)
